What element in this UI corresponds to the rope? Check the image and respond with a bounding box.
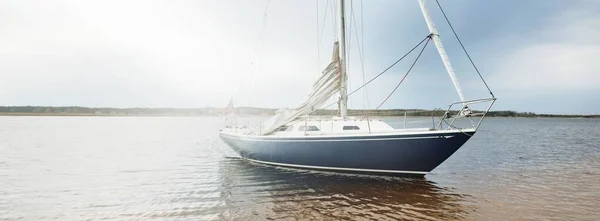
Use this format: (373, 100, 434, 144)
(442, 117, 473, 137)
(375, 36, 431, 110)
(434, 0, 494, 98)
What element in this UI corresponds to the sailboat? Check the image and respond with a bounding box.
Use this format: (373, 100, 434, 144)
(219, 0, 496, 176)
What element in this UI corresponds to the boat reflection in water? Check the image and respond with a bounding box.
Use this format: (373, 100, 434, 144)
(216, 158, 474, 220)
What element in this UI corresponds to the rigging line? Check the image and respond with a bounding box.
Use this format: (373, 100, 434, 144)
(442, 118, 472, 137)
(349, 0, 365, 115)
(350, 0, 369, 111)
(434, 0, 494, 98)
(346, 0, 356, 109)
(331, 0, 338, 40)
(253, 0, 271, 73)
(348, 35, 430, 98)
(317, 0, 330, 75)
(361, 0, 368, 106)
(309, 35, 432, 113)
(360, 0, 371, 118)
(246, 0, 271, 106)
(316, 0, 319, 77)
(375, 36, 431, 110)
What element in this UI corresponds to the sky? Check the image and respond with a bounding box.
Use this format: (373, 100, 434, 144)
(0, 0, 599, 114)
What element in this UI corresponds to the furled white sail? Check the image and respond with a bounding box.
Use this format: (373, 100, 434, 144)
(259, 42, 342, 135)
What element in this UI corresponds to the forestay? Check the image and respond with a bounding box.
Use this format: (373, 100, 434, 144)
(259, 43, 342, 135)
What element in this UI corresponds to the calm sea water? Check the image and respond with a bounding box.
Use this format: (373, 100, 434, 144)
(1, 116, 599, 220)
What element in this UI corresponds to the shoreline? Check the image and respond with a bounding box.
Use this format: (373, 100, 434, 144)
(1, 106, 597, 118)
(1, 112, 598, 118)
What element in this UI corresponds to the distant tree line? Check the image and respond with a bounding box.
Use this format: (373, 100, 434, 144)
(0, 106, 597, 118)
(0, 106, 220, 116)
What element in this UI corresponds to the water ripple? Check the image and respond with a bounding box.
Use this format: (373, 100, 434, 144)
(0, 117, 598, 220)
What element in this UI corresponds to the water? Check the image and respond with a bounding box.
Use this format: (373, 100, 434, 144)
(1, 117, 599, 220)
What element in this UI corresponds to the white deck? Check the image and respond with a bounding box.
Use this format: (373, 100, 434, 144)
(221, 116, 476, 137)
(269, 118, 429, 136)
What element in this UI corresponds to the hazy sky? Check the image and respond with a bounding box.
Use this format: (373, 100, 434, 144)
(1, 0, 599, 114)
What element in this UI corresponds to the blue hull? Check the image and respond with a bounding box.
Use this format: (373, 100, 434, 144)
(219, 130, 474, 176)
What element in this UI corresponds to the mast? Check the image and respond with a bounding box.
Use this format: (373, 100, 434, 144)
(337, 0, 348, 118)
(417, 0, 466, 103)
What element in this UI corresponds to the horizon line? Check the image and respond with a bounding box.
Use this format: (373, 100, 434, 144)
(0, 105, 598, 116)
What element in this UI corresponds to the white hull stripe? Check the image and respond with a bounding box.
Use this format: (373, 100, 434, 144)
(221, 134, 453, 142)
(244, 158, 429, 175)
(221, 128, 475, 139)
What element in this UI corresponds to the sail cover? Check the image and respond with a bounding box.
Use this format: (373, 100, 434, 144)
(259, 42, 342, 135)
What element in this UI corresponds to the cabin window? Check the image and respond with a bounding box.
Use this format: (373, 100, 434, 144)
(275, 126, 288, 132)
(298, 125, 320, 131)
(343, 126, 360, 130)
